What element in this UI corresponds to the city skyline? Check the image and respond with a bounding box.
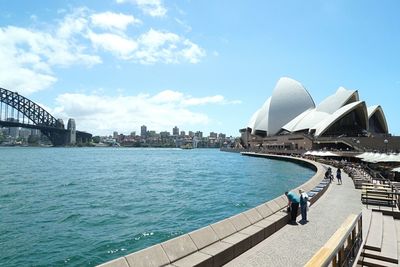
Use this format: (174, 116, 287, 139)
(109, 125, 228, 138)
(0, 1, 399, 137)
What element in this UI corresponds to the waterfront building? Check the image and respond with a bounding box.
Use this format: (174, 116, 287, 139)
(173, 126, 179, 136)
(241, 77, 397, 152)
(160, 131, 170, 139)
(195, 131, 203, 138)
(188, 131, 194, 138)
(113, 131, 118, 139)
(140, 125, 147, 138)
(6, 118, 19, 138)
(180, 131, 185, 137)
(18, 128, 30, 141)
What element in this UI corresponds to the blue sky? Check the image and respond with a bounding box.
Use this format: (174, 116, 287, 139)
(0, 0, 399, 137)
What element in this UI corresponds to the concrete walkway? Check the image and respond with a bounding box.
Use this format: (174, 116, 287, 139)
(224, 166, 362, 267)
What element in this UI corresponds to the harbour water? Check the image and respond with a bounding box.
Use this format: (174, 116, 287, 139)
(0, 147, 314, 266)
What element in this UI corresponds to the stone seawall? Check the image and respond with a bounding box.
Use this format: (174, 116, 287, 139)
(98, 153, 327, 267)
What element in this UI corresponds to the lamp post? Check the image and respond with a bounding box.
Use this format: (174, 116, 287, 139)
(384, 139, 388, 153)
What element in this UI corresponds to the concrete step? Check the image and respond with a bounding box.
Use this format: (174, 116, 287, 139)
(364, 211, 383, 252)
(358, 256, 397, 267)
(362, 207, 372, 241)
(394, 219, 400, 264)
(361, 215, 398, 263)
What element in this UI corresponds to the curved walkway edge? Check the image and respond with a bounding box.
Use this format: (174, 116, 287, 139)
(224, 156, 362, 267)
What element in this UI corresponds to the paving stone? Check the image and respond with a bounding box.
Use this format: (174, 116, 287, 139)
(224, 167, 362, 267)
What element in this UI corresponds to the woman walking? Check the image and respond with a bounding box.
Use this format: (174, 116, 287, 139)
(337, 168, 342, 184)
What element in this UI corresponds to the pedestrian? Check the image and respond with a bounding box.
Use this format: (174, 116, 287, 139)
(325, 169, 330, 182)
(328, 167, 334, 183)
(285, 191, 300, 225)
(337, 168, 342, 184)
(299, 189, 309, 223)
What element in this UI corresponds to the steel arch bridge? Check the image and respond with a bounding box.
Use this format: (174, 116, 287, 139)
(0, 87, 92, 146)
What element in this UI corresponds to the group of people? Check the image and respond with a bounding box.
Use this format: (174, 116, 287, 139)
(285, 167, 344, 225)
(325, 167, 342, 185)
(285, 189, 309, 225)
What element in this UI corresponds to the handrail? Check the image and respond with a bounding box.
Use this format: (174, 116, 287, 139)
(305, 213, 362, 267)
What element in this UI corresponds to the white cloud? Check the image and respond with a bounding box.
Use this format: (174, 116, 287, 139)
(0, 7, 205, 94)
(0, 25, 99, 94)
(151, 90, 184, 103)
(135, 29, 205, 64)
(116, 0, 167, 17)
(175, 18, 192, 32)
(88, 31, 138, 59)
(50, 90, 240, 135)
(90, 12, 141, 31)
(182, 95, 225, 106)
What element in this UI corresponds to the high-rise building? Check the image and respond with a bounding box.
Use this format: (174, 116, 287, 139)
(141, 125, 147, 138)
(160, 131, 170, 139)
(6, 118, 19, 138)
(188, 131, 194, 138)
(195, 131, 203, 138)
(180, 131, 185, 136)
(210, 132, 218, 138)
(173, 126, 179, 136)
(113, 131, 118, 139)
(130, 131, 136, 137)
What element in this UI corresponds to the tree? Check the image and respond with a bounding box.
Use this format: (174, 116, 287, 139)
(28, 135, 40, 145)
(92, 136, 101, 143)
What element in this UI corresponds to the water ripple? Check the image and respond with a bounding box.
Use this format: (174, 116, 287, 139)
(0, 148, 314, 267)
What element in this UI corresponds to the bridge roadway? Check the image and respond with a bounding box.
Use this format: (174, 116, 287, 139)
(224, 166, 362, 267)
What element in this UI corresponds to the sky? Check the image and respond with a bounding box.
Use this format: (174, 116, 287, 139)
(0, 0, 399, 137)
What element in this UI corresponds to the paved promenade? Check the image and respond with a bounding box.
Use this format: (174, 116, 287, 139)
(225, 166, 362, 267)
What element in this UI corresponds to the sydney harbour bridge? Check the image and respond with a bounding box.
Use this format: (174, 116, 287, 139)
(0, 87, 92, 146)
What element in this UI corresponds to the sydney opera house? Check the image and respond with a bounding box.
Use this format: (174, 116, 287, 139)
(240, 77, 398, 152)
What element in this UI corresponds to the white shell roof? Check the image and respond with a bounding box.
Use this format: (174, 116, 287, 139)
(264, 77, 315, 136)
(367, 105, 388, 133)
(250, 77, 315, 136)
(282, 87, 359, 133)
(311, 101, 367, 137)
(247, 108, 260, 130)
(282, 109, 329, 132)
(252, 97, 271, 134)
(316, 87, 359, 113)
(245, 78, 384, 137)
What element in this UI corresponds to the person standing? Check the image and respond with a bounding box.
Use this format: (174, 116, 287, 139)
(285, 191, 300, 224)
(337, 168, 342, 184)
(299, 189, 309, 223)
(328, 167, 334, 183)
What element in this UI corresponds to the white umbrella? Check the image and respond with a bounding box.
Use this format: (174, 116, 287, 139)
(356, 152, 371, 159)
(380, 154, 400, 163)
(392, 167, 400, 173)
(322, 151, 339, 157)
(362, 153, 382, 163)
(313, 151, 325, 157)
